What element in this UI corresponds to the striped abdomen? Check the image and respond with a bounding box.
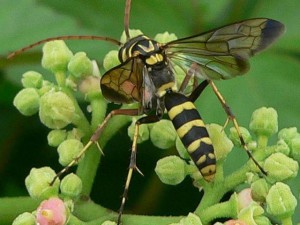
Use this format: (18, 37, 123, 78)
(164, 92, 216, 181)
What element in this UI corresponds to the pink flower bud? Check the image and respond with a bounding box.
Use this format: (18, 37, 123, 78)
(36, 197, 68, 225)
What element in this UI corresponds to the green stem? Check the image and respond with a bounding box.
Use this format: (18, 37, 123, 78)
(257, 135, 268, 148)
(0, 197, 39, 224)
(199, 194, 238, 224)
(55, 71, 66, 87)
(281, 216, 293, 225)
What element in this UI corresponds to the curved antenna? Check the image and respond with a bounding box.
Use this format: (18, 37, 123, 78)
(7, 35, 121, 59)
(124, 0, 132, 40)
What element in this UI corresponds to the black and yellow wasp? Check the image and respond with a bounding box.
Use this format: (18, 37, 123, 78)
(8, 1, 284, 224)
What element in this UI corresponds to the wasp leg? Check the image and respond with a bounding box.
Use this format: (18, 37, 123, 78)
(118, 115, 160, 225)
(50, 108, 140, 186)
(209, 81, 267, 175)
(188, 80, 209, 102)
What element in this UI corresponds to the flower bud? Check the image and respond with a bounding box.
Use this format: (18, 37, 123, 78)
(120, 29, 143, 43)
(12, 212, 35, 225)
(42, 41, 73, 73)
(278, 127, 299, 145)
(36, 197, 68, 225)
(225, 220, 247, 225)
(150, 120, 176, 149)
(13, 88, 40, 116)
(251, 178, 270, 202)
(291, 136, 300, 162)
(274, 139, 290, 155)
(128, 119, 150, 144)
(155, 156, 186, 185)
(154, 32, 177, 43)
(47, 129, 67, 147)
(39, 91, 75, 129)
(68, 52, 93, 78)
(249, 107, 278, 138)
(175, 137, 190, 159)
(179, 213, 202, 225)
(263, 153, 298, 182)
(25, 167, 59, 200)
(266, 182, 297, 219)
(21, 71, 43, 88)
(101, 221, 117, 225)
(60, 173, 82, 198)
(229, 126, 252, 148)
(78, 76, 101, 95)
(103, 50, 120, 71)
(237, 188, 253, 210)
(238, 202, 265, 225)
(206, 124, 233, 160)
(57, 139, 84, 166)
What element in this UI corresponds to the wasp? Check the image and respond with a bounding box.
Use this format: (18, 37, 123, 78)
(8, 0, 284, 224)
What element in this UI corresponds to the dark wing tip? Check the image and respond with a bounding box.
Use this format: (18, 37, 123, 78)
(254, 19, 285, 53)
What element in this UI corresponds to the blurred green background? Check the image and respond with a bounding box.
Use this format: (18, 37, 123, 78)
(1, 0, 299, 224)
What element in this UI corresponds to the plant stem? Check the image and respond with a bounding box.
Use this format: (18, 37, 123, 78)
(0, 197, 39, 224)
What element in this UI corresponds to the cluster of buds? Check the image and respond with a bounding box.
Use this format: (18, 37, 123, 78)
(11, 32, 299, 225)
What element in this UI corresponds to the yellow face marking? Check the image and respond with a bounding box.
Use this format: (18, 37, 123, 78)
(176, 120, 205, 138)
(145, 54, 164, 65)
(196, 155, 207, 165)
(168, 102, 196, 120)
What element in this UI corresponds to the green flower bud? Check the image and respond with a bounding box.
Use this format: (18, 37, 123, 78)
(66, 128, 84, 140)
(60, 173, 82, 198)
(38, 80, 54, 96)
(263, 153, 298, 182)
(120, 29, 143, 43)
(21, 71, 43, 88)
(39, 91, 75, 129)
(291, 136, 300, 162)
(278, 127, 299, 145)
(206, 124, 233, 160)
(154, 32, 177, 43)
(41, 40, 73, 73)
(101, 221, 117, 225)
(78, 76, 101, 95)
(274, 139, 290, 155)
(13, 88, 40, 116)
(155, 156, 186, 185)
(179, 213, 202, 225)
(175, 136, 190, 159)
(47, 129, 67, 147)
(57, 139, 83, 166)
(266, 182, 297, 219)
(238, 202, 265, 225)
(25, 167, 59, 200)
(12, 212, 35, 225)
(68, 52, 93, 78)
(103, 50, 120, 71)
(128, 119, 149, 144)
(150, 120, 176, 149)
(251, 178, 270, 202)
(249, 107, 278, 138)
(229, 126, 252, 147)
(252, 216, 271, 225)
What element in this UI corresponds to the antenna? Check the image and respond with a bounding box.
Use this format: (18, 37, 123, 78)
(124, 0, 132, 40)
(7, 36, 121, 59)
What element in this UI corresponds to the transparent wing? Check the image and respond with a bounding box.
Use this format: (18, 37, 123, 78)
(100, 58, 144, 104)
(164, 18, 285, 80)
